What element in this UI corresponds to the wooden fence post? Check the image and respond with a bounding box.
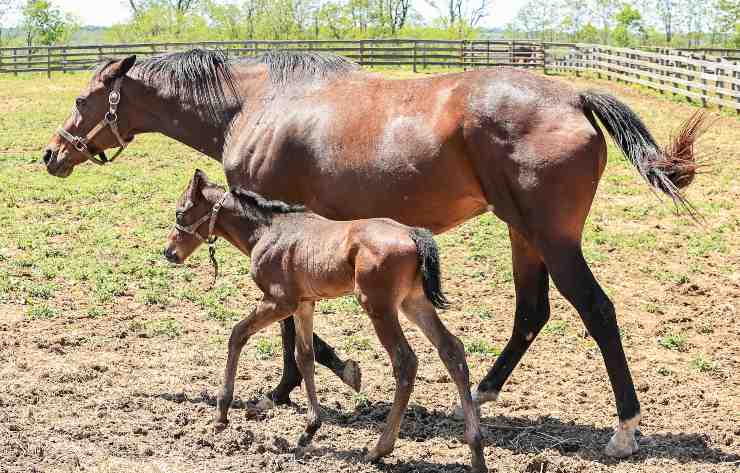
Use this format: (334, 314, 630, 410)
(460, 40, 465, 70)
(715, 57, 724, 111)
(359, 40, 364, 66)
(13, 48, 17, 76)
(412, 40, 417, 73)
(47, 48, 51, 78)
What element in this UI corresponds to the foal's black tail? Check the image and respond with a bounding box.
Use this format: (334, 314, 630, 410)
(580, 91, 708, 215)
(409, 228, 449, 310)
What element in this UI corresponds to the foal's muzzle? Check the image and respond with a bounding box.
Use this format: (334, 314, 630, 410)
(164, 247, 181, 264)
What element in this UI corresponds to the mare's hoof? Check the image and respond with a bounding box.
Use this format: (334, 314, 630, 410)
(342, 360, 362, 392)
(604, 430, 639, 458)
(255, 396, 276, 411)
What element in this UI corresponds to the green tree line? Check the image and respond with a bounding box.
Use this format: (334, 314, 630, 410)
(508, 0, 740, 48)
(0, 0, 738, 48)
(0, 0, 491, 46)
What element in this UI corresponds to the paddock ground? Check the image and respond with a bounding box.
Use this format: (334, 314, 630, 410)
(0, 70, 738, 473)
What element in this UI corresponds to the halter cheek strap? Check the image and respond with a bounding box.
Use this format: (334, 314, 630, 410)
(56, 76, 130, 166)
(173, 192, 230, 286)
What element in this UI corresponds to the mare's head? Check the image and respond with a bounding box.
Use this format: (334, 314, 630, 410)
(43, 56, 138, 177)
(164, 169, 226, 264)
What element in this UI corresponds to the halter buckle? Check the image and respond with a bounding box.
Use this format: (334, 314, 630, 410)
(73, 137, 88, 152)
(105, 111, 118, 124)
(109, 90, 121, 105)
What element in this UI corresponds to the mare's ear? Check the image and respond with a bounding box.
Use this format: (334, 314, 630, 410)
(101, 55, 136, 84)
(188, 169, 208, 202)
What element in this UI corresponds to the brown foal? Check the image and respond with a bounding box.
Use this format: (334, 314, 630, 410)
(164, 170, 487, 472)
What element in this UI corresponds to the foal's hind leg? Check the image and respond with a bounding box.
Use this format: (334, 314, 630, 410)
(543, 243, 640, 457)
(362, 303, 417, 462)
(466, 227, 550, 413)
(293, 302, 323, 447)
(402, 294, 487, 473)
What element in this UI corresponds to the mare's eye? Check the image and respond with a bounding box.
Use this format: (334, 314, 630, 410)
(175, 211, 184, 222)
(75, 97, 85, 108)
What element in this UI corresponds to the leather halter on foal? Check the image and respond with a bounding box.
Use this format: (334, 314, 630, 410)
(174, 192, 231, 284)
(56, 76, 130, 166)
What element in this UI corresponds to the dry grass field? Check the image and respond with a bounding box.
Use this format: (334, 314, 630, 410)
(0, 68, 738, 473)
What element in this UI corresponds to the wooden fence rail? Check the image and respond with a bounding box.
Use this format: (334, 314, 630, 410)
(546, 44, 740, 112)
(0, 39, 545, 76)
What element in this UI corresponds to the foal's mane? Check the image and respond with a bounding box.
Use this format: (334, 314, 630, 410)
(230, 187, 305, 223)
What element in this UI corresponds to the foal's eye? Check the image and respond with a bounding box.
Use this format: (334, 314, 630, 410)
(75, 97, 85, 108)
(175, 211, 184, 222)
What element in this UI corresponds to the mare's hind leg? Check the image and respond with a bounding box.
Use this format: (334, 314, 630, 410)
(542, 242, 640, 457)
(468, 226, 550, 412)
(402, 293, 487, 473)
(293, 302, 323, 447)
(264, 319, 361, 408)
(362, 303, 417, 462)
(216, 298, 294, 428)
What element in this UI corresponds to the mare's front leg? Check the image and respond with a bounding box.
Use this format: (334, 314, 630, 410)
(216, 298, 295, 428)
(293, 302, 323, 447)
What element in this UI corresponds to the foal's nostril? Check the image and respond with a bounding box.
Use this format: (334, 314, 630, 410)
(42, 149, 53, 165)
(164, 247, 178, 263)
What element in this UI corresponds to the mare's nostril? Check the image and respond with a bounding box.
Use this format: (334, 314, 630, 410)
(42, 149, 53, 165)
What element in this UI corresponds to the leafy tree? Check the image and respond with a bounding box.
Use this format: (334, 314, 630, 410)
(21, 0, 77, 46)
(613, 4, 643, 46)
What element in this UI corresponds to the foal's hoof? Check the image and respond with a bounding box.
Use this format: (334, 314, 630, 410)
(255, 396, 276, 411)
(604, 430, 638, 458)
(213, 420, 228, 433)
(342, 359, 362, 392)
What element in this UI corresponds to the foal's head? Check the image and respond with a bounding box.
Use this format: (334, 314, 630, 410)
(43, 56, 138, 177)
(164, 169, 226, 264)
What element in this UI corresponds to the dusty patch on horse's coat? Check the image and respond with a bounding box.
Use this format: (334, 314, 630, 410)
(377, 115, 439, 171)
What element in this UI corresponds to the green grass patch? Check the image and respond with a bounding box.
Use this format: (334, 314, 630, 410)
(464, 339, 500, 357)
(542, 320, 568, 336)
(343, 335, 373, 352)
(254, 337, 279, 360)
(26, 304, 58, 320)
(147, 318, 182, 338)
(690, 354, 717, 373)
(658, 333, 688, 352)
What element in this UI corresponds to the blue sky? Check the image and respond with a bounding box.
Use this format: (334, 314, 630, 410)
(12, 0, 526, 29)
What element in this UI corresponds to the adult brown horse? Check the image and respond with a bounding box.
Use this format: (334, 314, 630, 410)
(43, 49, 706, 458)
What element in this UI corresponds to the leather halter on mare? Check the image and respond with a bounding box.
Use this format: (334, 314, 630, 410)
(174, 191, 231, 285)
(56, 76, 130, 166)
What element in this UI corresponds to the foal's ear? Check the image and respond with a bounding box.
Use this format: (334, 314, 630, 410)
(101, 55, 137, 84)
(188, 169, 208, 201)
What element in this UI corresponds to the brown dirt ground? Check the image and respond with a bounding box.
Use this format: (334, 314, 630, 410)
(1, 73, 739, 473)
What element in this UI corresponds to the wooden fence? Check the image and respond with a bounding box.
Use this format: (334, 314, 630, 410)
(4, 38, 739, 112)
(548, 44, 740, 112)
(0, 39, 545, 76)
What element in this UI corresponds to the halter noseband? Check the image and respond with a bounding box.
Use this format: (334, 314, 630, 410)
(56, 76, 130, 166)
(174, 191, 231, 285)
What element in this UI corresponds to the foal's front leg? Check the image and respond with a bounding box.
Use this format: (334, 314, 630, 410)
(216, 299, 293, 428)
(293, 302, 322, 447)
